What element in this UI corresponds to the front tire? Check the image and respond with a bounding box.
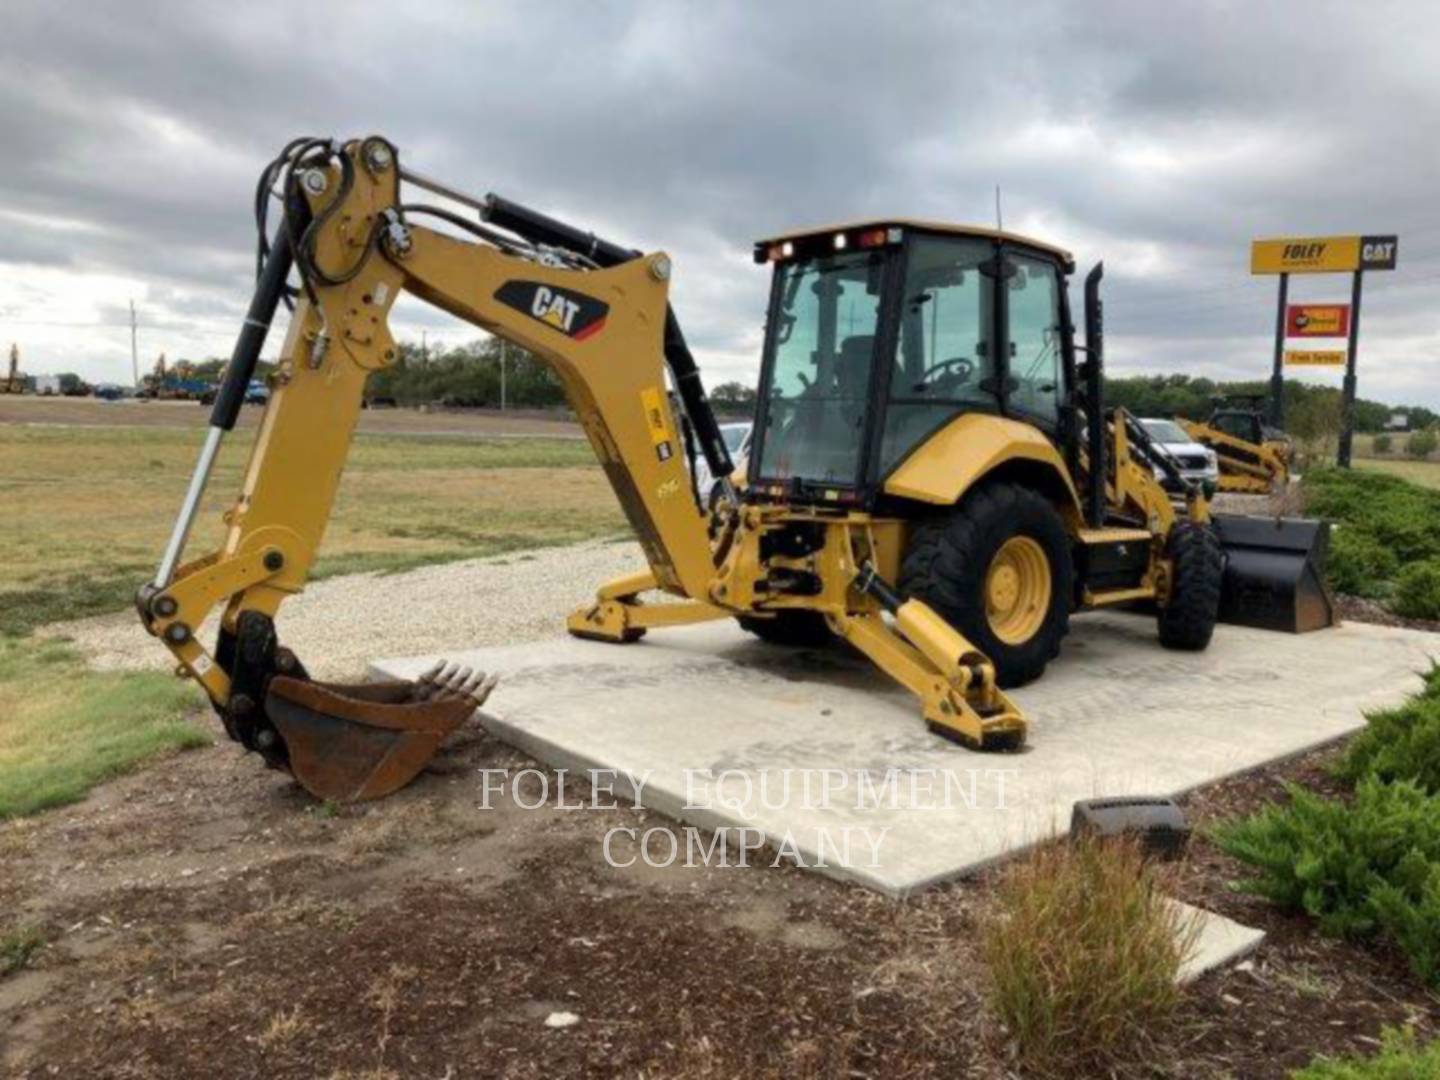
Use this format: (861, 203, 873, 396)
(1157, 521, 1224, 650)
(899, 482, 1074, 688)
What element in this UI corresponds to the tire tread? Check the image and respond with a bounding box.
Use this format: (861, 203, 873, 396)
(1157, 521, 1224, 650)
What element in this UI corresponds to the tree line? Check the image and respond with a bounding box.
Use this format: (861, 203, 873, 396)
(1101, 373, 1437, 435)
(170, 342, 1435, 434)
(184, 340, 562, 409)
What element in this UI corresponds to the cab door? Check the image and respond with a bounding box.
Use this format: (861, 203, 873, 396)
(1003, 250, 1065, 434)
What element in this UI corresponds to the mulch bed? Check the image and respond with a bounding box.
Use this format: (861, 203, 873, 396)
(1338, 592, 1440, 635)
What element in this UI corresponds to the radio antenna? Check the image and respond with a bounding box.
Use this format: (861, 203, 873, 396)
(995, 185, 1004, 232)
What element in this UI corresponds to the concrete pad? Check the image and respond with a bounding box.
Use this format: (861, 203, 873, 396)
(372, 612, 1437, 897)
(1174, 901, 1265, 984)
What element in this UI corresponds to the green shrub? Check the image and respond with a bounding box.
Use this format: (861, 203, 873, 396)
(980, 837, 1197, 1076)
(1406, 429, 1439, 459)
(1327, 528, 1399, 598)
(1372, 433, 1393, 454)
(1370, 860, 1440, 986)
(1293, 1026, 1440, 1078)
(1213, 777, 1440, 938)
(1305, 468, 1440, 566)
(1337, 665, 1440, 791)
(1393, 560, 1440, 621)
(1213, 777, 1440, 983)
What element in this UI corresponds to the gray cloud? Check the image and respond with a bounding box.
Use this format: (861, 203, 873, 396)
(1, 0, 1436, 405)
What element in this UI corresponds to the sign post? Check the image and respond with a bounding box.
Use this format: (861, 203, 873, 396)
(1268, 273, 1288, 427)
(1250, 234, 1397, 467)
(1338, 269, 1364, 467)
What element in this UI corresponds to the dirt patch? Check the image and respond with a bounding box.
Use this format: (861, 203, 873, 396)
(4, 714, 1439, 1078)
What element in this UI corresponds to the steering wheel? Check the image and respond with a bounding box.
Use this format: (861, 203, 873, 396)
(914, 356, 973, 391)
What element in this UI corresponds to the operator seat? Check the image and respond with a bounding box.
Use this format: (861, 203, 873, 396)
(808, 334, 873, 479)
(764, 335, 874, 483)
(835, 335, 873, 398)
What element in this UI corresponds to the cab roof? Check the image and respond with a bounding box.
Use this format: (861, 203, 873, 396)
(754, 219, 1075, 272)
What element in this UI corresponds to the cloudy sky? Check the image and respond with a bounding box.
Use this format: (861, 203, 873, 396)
(3, 1, 1438, 406)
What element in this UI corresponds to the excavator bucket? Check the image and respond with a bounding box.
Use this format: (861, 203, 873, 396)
(1212, 513, 1337, 633)
(265, 662, 497, 802)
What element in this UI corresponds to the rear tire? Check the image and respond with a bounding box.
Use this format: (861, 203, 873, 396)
(1157, 521, 1224, 650)
(899, 482, 1073, 688)
(737, 610, 833, 647)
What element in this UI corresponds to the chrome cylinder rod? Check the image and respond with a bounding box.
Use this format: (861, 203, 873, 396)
(152, 425, 225, 589)
(398, 166, 489, 215)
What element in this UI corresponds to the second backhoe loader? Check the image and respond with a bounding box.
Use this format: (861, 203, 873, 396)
(138, 135, 1334, 803)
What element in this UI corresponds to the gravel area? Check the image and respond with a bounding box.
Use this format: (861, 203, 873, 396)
(46, 538, 648, 679)
(35, 482, 1328, 681)
(1209, 481, 1300, 517)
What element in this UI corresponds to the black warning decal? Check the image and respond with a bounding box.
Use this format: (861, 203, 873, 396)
(494, 280, 609, 340)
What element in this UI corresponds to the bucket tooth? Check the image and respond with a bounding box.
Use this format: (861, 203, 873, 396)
(1212, 513, 1337, 633)
(265, 662, 496, 802)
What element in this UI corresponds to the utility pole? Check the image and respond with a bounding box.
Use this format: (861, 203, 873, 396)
(129, 299, 140, 388)
(421, 330, 428, 362)
(500, 339, 507, 410)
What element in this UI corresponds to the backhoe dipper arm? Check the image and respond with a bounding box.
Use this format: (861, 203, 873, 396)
(137, 136, 721, 801)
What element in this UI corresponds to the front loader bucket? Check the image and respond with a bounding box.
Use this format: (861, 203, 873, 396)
(266, 677, 478, 802)
(1211, 513, 1336, 633)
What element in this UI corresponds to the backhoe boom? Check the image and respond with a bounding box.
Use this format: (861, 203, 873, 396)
(139, 136, 727, 799)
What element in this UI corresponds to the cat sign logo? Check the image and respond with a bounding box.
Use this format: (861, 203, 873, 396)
(1251, 235, 1398, 274)
(493, 280, 609, 340)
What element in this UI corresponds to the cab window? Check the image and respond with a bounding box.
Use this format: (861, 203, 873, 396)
(1214, 412, 1259, 442)
(1006, 254, 1062, 427)
(879, 236, 995, 473)
(752, 250, 884, 486)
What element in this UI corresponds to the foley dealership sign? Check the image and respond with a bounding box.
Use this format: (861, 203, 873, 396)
(1252, 229, 1397, 468)
(1251, 234, 1398, 274)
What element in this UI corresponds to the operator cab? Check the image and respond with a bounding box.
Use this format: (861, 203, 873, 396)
(747, 221, 1077, 506)
(1210, 410, 1264, 444)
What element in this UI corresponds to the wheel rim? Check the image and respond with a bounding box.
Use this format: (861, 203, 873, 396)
(984, 535, 1052, 645)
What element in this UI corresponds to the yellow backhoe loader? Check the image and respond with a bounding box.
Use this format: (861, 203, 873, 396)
(1178, 395, 1292, 495)
(136, 136, 1334, 803)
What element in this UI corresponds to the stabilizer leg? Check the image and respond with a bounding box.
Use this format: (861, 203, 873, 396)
(830, 605, 1027, 751)
(567, 567, 731, 642)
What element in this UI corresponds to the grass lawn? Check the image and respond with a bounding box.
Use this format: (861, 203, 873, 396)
(0, 637, 206, 817)
(0, 424, 623, 816)
(1356, 456, 1440, 490)
(1345, 432, 1440, 490)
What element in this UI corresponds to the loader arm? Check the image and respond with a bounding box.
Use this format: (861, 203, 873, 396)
(138, 136, 728, 800)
